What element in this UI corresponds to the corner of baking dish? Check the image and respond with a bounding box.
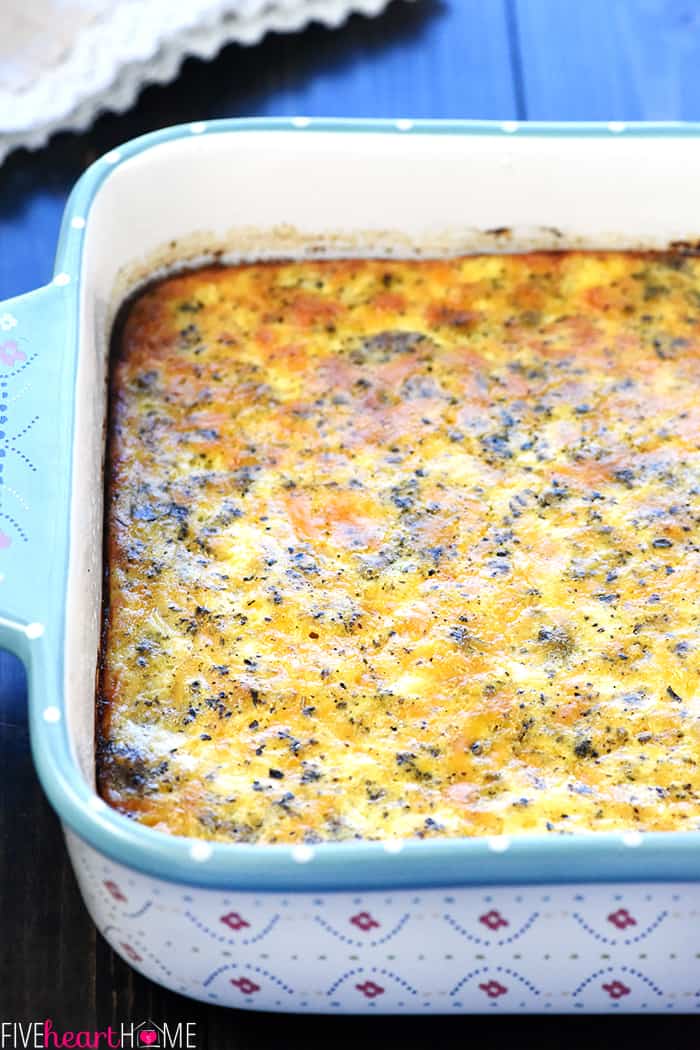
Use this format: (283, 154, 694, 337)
(4, 118, 700, 891)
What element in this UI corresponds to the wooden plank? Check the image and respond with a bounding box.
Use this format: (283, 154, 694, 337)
(0, 158, 80, 300)
(242, 1, 519, 119)
(513, 0, 700, 120)
(0, 652, 27, 729)
(0, 721, 96, 1025)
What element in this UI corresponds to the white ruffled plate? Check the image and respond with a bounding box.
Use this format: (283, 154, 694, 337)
(0, 0, 406, 164)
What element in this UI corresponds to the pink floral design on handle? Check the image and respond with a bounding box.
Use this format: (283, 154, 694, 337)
(0, 530, 12, 549)
(356, 980, 385, 999)
(603, 980, 631, 1000)
(350, 911, 380, 932)
(479, 979, 508, 999)
(231, 977, 260, 995)
(479, 909, 509, 931)
(220, 911, 250, 931)
(607, 908, 637, 930)
(0, 340, 25, 368)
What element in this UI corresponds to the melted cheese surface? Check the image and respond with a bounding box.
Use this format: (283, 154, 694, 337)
(100, 253, 700, 843)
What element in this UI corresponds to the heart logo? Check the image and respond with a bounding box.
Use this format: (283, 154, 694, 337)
(140, 1033, 158, 1046)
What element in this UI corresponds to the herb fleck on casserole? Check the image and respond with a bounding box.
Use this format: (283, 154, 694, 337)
(100, 253, 700, 843)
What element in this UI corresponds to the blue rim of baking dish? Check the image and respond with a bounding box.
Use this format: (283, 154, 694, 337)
(3, 117, 700, 891)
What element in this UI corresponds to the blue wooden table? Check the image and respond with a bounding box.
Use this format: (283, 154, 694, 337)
(2, 0, 700, 1036)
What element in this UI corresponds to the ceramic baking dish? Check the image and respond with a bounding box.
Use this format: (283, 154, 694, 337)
(3, 118, 700, 1015)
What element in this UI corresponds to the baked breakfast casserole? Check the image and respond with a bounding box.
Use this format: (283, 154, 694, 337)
(100, 251, 700, 844)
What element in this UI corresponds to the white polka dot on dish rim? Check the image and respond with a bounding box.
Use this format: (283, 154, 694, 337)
(190, 842, 213, 862)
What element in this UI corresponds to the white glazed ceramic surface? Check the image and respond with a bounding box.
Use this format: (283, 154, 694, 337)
(66, 831, 700, 1013)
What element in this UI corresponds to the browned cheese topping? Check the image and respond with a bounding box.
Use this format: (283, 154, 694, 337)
(99, 252, 700, 843)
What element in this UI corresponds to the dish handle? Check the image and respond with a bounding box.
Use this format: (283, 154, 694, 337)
(0, 283, 73, 662)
